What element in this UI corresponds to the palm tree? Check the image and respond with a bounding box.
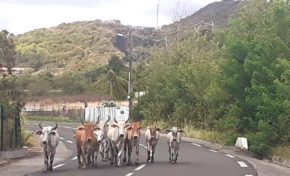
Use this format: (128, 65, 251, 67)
(96, 55, 128, 100)
(106, 69, 127, 99)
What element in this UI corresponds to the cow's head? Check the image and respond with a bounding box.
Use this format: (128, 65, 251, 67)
(78, 120, 100, 143)
(127, 122, 141, 139)
(165, 127, 184, 141)
(98, 115, 111, 131)
(35, 123, 58, 145)
(93, 127, 103, 143)
(111, 117, 130, 138)
(148, 125, 160, 139)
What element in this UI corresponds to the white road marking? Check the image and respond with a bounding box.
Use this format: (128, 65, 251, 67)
(59, 137, 64, 140)
(191, 143, 202, 147)
(237, 161, 248, 168)
(135, 164, 146, 171)
(66, 140, 74, 144)
(53, 163, 65, 169)
(63, 126, 73, 129)
(139, 144, 148, 149)
(0, 161, 7, 165)
(125, 173, 134, 176)
(209, 149, 218, 153)
(72, 156, 77, 160)
(245, 175, 253, 176)
(225, 154, 235, 158)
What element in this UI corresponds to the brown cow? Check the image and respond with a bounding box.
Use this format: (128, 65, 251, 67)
(145, 125, 160, 163)
(74, 120, 100, 169)
(123, 122, 142, 165)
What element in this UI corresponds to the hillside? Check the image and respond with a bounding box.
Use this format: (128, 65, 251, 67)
(162, 0, 243, 33)
(14, 0, 244, 75)
(15, 20, 160, 74)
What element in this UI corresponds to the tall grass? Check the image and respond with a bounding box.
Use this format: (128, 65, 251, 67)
(272, 145, 290, 160)
(23, 115, 77, 123)
(142, 120, 230, 145)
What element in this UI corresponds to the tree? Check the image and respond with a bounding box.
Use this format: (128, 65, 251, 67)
(220, 0, 290, 157)
(97, 55, 128, 100)
(0, 30, 16, 75)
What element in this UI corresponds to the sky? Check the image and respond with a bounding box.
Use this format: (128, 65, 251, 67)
(0, 0, 216, 35)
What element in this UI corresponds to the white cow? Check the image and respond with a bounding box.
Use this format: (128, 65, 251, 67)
(145, 125, 160, 163)
(91, 127, 104, 167)
(166, 127, 184, 164)
(98, 116, 111, 161)
(107, 117, 130, 166)
(35, 123, 59, 173)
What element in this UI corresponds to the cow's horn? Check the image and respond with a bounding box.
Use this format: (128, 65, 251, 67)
(114, 116, 118, 123)
(52, 123, 58, 130)
(106, 115, 111, 123)
(95, 115, 100, 125)
(39, 122, 43, 130)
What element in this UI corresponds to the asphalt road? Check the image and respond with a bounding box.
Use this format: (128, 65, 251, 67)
(25, 122, 257, 176)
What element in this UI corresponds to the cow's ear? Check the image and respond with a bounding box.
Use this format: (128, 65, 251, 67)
(178, 129, 184, 133)
(94, 127, 101, 131)
(127, 126, 132, 130)
(125, 124, 131, 128)
(165, 129, 171, 133)
(50, 131, 56, 135)
(111, 124, 118, 128)
(78, 127, 85, 131)
(35, 130, 43, 135)
(156, 128, 160, 131)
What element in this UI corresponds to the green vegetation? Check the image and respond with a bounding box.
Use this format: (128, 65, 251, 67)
(272, 145, 290, 160)
(13, 54, 128, 99)
(15, 22, 124, 73)
(135, 0, 290, 159)
(2, 0, 289, 159)
(0, 30, 16, 74)
(0, 32, 24, 150)
(23, 116, 77, 123)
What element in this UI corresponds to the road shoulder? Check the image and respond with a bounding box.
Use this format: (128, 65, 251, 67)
(0, 136, 73, 176)
(180, 135, 290, 176)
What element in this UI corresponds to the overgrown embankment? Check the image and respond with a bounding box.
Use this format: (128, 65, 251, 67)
(135, 0, 290, 159)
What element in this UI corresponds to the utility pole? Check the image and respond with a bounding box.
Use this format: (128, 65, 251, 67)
(128, 30, 133, 119)
(156, 0, 160, 29)
(0, 105, 4, 151)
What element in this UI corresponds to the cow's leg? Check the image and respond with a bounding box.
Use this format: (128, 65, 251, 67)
(77, 152, 81, 168)
(146, 143, 150, 163)
(90, 151, 94, 167)
(104, 139, 109, 161)
(49, 150, 55, 171)
(123, 140, 127, 163)
(168, 145, 172, 163)
(127, 142, 132, 165)
(151, 144, 156, 163)
(117, 141, 124, 167)
(95, 148, 99, 167)
(135, 144, 139, 165)
(174, 146, 179, 164)
(43, 151, 49, 173)
(100, 142, 104, 161)
(105, 140, 109, 161)
(81, 146, 87, 169)
(109, 142, 115, 165)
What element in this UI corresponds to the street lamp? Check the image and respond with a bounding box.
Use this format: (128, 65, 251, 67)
(117, 30, 133, 120)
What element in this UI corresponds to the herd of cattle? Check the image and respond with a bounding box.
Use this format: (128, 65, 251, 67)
(35, 117, 184, 173)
